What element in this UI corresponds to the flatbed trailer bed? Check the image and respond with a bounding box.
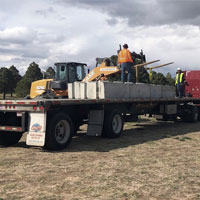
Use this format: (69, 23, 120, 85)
(0, 97, 200, 150)
(1, 96, 200, 107)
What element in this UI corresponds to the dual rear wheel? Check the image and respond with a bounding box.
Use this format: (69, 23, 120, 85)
(45, 110, 124, 150)
(102, 110, 124, 138)
(45, 113, 74, 150)
(181, 106, 199, 123)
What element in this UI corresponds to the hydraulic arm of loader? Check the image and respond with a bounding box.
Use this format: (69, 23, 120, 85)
(82, 60, 161, 82)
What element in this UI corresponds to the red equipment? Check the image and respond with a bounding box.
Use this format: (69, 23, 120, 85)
(184, 70, 200, 98)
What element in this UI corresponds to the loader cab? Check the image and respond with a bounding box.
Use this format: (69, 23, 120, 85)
(54, 62, 87, 83)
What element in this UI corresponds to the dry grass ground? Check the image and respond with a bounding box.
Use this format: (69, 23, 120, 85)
(0, 117, 200, 200)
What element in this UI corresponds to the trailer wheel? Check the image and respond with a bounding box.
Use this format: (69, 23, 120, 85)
(103, 110, 124, 138)
(198, 108, 200, 121)
(181, 106, 198, 123)
(0, 131, 23, 146)
(45, 113, 74, 150)
(191, 107, 198, 123)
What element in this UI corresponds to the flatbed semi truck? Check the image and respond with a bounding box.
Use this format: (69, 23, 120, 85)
(0, 90, 200, 150)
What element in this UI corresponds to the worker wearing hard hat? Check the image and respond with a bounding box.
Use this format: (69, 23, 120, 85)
(118, 44, 133, 82)
(175, 68, 185, 98)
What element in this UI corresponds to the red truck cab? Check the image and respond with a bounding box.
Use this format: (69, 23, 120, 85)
(184, 70, 200, 98)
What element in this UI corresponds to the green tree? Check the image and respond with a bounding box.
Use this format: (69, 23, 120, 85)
(9, 65, 22, 96)
(137, 67, 149, 83)
(15, 62, 43, 97)
(151, 71, 168, 85)
(166, 72, 175, 86)
(110, 55, 118, 66)
(45, 67, 55, 79)
(25, 62, 43, 81)
(0, 67, 12, 99)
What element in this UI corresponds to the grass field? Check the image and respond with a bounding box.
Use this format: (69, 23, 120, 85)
(0, 117, 200, 200)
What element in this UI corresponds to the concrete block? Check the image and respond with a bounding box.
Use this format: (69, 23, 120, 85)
(68, 83, 74, 99)
(129, 83, 151, 99)
(80, 82, 87, 99)
(74, 82, 81, 99)
(87, 82, 98, 99)
(150, 84, 162, 99)
(71, 82, 176, 100)
(162, 85, 176, 98)
(98, 81, 129, 99)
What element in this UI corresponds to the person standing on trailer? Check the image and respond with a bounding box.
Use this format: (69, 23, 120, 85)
(118, 44, 134, 82)
(175, 68, 185, 98)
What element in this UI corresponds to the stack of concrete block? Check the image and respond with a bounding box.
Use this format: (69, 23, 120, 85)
(68, 82, 87, 99)
(98, 81, 129, 99)
(129, 83, 151, 99)
(161, 85, 176, 98)
(87, 82, 98, 99)
(150, 84, 162, 99)
(68, 81, 176, 100)
(68, 83, 74, 99)
(74, 82, 81, 99)
(80, 82, 87, 99)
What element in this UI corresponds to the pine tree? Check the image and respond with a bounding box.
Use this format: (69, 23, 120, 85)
(166, 72, 175, 86)
(15, 62, 43, 97)
(9, 65, 22, 96)
(0, 67, 12, 99)
(46, 67, 55, 79)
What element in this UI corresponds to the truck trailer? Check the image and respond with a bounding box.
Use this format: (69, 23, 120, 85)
(0, 81, 200, 151)
(184, 70, 200, 98)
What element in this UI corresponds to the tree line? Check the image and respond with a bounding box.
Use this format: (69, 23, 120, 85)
(0, 61, 175, 99)
(0, 62, 52, 99)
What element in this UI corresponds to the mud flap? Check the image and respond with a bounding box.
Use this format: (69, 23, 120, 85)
(87, 110, 104, 136)
(26, 112, 47, 146)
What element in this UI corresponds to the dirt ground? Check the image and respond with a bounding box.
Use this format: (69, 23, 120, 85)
(0, 117, 200, 200)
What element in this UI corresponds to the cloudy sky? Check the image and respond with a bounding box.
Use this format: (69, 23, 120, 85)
(1, 0, 200, 76)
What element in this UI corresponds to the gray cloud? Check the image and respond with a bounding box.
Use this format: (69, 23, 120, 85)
(1, 0, 200, 76)
(35, 7, 55, 17)
(0, 27, 37, 45)
(57, 0, 200, 26)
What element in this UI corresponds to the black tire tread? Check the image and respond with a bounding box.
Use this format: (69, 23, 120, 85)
(45, 113, 74, 150)
(102, 110, 123, 138)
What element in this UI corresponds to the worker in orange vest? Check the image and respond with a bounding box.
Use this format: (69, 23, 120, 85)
(118, 44, 133, 82)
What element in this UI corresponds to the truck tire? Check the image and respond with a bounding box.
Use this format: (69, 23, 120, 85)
(102, 110, 124, 138)
(45, 113, 74, 150)
(181, 106, 198, 123)
(0, 131, 23, 146)
(191, 107, 198, 123)
(198, 108, 200, 121)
